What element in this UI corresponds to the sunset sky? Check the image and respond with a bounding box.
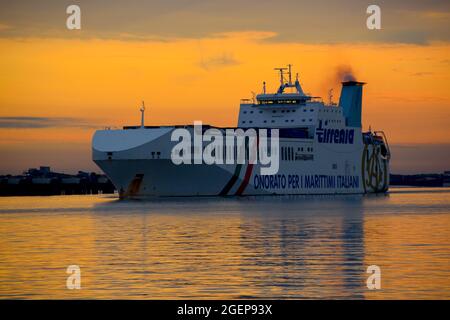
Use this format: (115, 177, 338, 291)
(0, 0, 449, 174)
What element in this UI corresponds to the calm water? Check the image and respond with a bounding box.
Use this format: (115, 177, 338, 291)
(0, 187, 449, 299)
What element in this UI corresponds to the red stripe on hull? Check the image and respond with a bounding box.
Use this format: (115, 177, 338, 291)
(235, 163, 254, 196)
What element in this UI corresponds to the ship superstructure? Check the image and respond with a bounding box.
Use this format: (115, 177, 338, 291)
(92, 65, 390, 198)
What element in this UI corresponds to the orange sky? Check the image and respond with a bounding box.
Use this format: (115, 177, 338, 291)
(0, 34, 449, 174)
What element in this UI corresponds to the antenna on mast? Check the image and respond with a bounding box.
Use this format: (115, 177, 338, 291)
(328, 89, 334, 105)
(274, 67, 288, 86)
(140, 101, 145, 128)
(287, 64, 293, 85)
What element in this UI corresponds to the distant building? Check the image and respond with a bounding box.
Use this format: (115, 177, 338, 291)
(1, 166, 115, 196)
(40, 166, 51, 174)
(444, 171, 450, 188)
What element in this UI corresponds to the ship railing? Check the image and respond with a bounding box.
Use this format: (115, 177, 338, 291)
(374, 130, 391, 161)
(240, 98, 254, 104)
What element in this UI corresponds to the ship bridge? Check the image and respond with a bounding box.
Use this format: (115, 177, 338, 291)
(256, 65, 313, 106)
(238, 65, 327, 129)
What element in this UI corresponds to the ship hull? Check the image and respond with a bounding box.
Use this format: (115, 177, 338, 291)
(94, 140, 389, 198)
(92, 122, 389, 198)
(95, 159, 374, 198)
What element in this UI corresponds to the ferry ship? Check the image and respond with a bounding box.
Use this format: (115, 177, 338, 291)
(92, 65, 391, 198)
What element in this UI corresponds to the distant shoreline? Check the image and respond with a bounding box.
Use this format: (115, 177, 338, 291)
(390, 172, 449, 188)
(0, 173, 450, 197)
(1, 167, 449, 197)
(0, 166, 115, 196)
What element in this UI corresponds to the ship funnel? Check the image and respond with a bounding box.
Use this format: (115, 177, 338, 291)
(338, 81, 365, 127)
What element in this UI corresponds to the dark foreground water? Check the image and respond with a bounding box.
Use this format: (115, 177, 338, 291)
(0, 187, 449, 299)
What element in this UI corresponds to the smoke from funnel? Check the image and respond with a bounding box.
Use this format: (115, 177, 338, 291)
(335, 65, 357, 82)
(319, 64, 358, 103)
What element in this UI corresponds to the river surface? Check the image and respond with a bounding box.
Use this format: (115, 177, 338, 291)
(0, 187, 449, 299)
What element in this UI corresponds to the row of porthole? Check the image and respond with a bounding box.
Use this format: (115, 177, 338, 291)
(243, 108, 338, 116)
(151, 151, 161, 159)
(281, 146, 314, 161)
(274, 109, 298, 114)
(242, 109, 306, 115)
(324, 119, 342, 125)
(242, 118, 313, 124)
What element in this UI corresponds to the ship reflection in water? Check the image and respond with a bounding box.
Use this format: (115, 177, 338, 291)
(0, 187, 449, 299)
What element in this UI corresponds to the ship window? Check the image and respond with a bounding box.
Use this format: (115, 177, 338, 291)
(309, 119, 312, 121)
(243, 111, 247, 114)
(272, 110, 276, 113)
(291, 119, 294, 122)
(310, 109, 313, 112)
(271, 120, 275, 123)
(303, 109, 307, 112)
(250, 111, 254, 114)
(242, 121, 246, 123)
(259, 111, 263, 114)
(285, 120, 288, 122)
(325, 120, 328, 125)
(249, 121, 253, 123)
(264, 120, 267, 123)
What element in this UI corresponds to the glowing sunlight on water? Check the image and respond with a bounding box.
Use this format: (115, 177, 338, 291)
(0, 187, 449, 299)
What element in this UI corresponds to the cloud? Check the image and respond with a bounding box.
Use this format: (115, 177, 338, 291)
(0, 23, 11, 31)
(198, 53, 239, 70)
(412, 71, 434, 76)
(0, 116, 98, 129)
(0, 0, 448, 45)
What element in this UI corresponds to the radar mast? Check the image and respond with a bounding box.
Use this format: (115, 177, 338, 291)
(140, 101, 145, 128)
